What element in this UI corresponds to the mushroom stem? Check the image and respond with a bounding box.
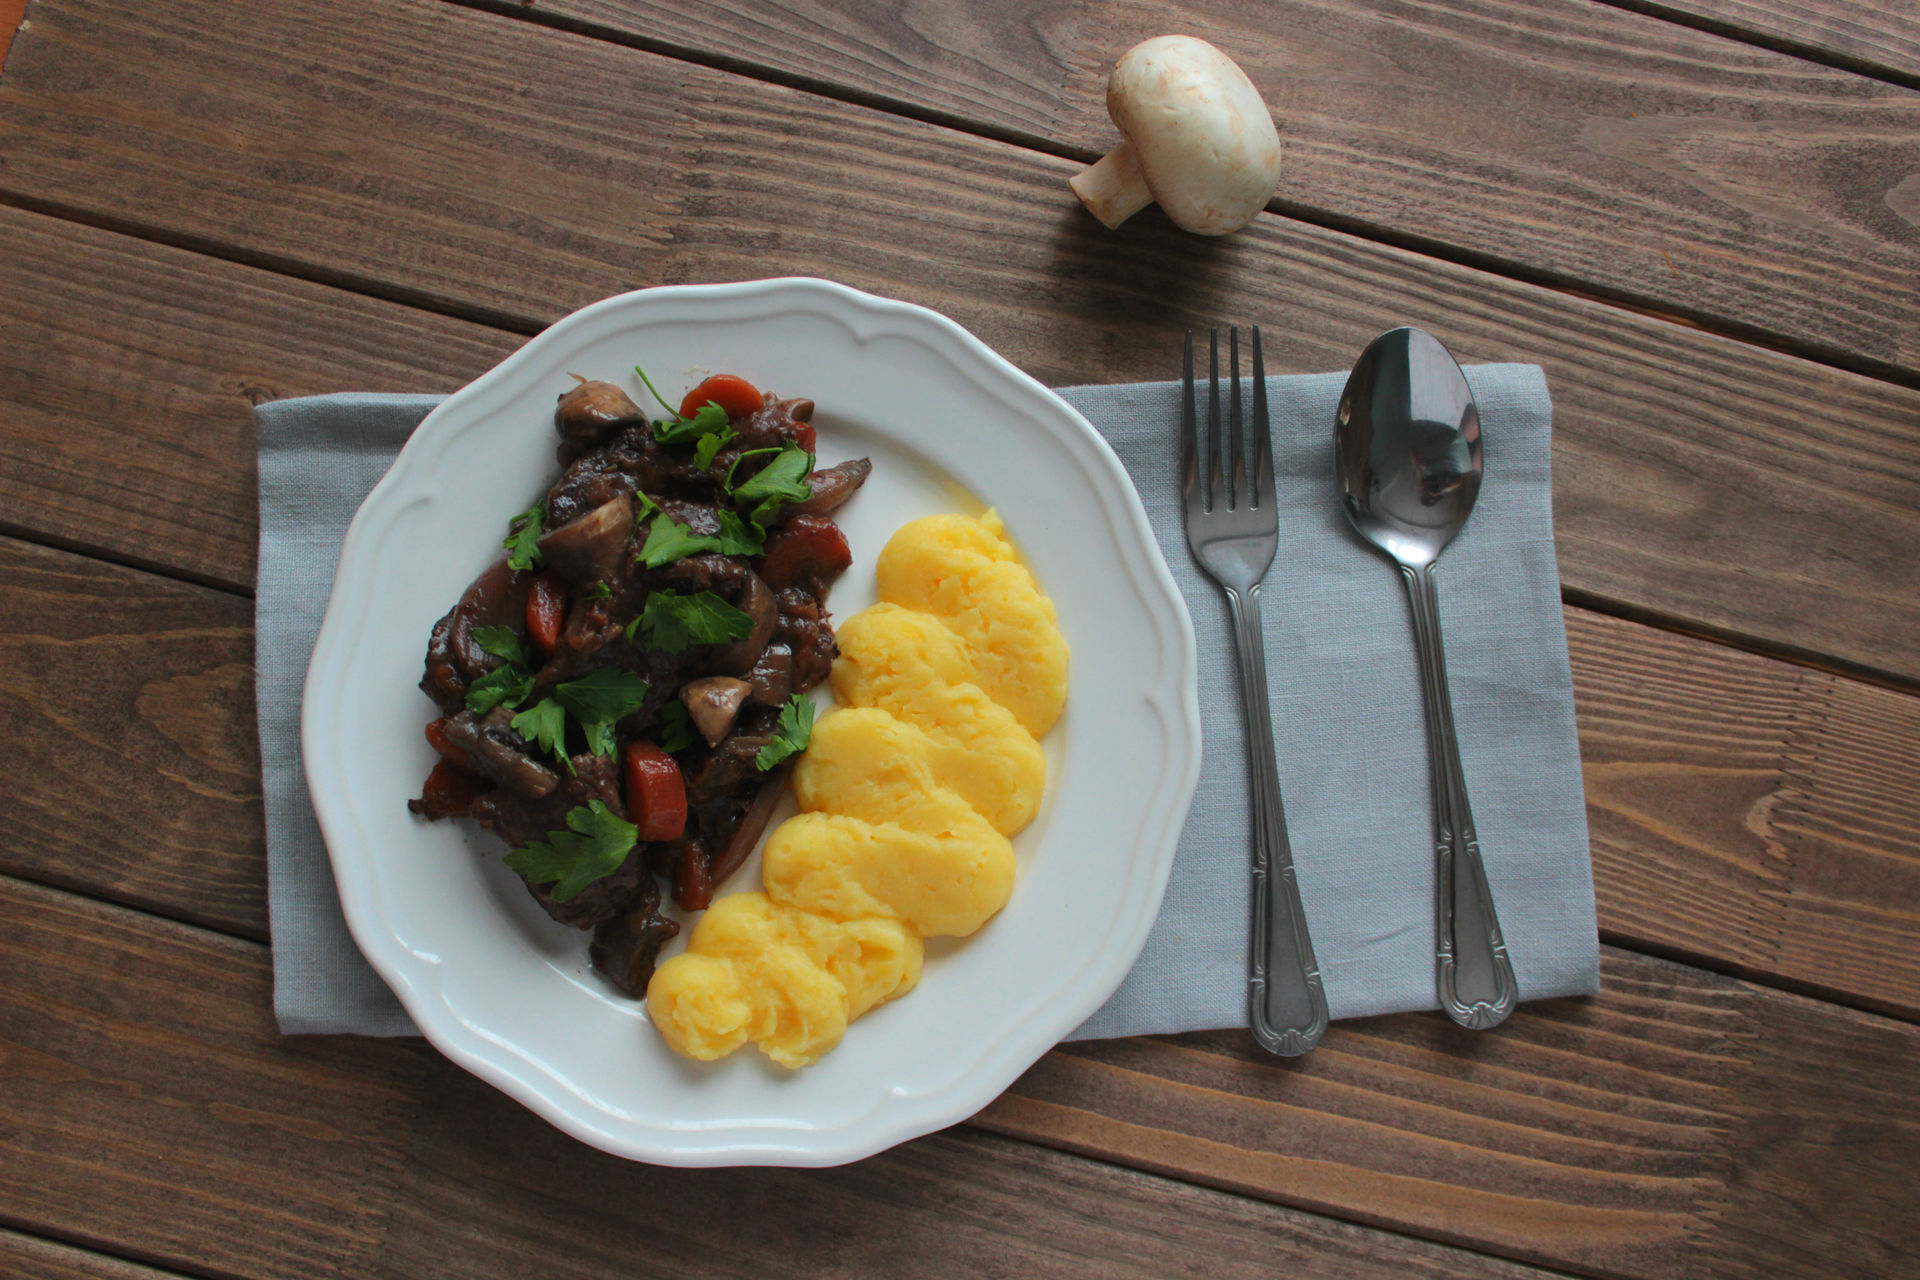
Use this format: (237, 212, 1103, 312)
(1069, 142, 1154, 230)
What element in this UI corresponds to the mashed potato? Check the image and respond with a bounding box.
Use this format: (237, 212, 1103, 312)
(648, 510, 1066, 1068)
(872, 512, 1069, 737)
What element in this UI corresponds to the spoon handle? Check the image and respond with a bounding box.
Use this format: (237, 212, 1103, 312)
(1229, 584, 1329, 1056)
(1401, 563, 1517, 1030)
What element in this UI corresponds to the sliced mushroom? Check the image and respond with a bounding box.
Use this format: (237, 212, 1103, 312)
(536, 493, 633, 584)
(555, 377, 646, 460)
(681, 676, 753, 746)
(1069, 36, 1281, 236)
(782, 457, 872, 521)
(707, 571, 777, 675)
(440, 708, 560, 799)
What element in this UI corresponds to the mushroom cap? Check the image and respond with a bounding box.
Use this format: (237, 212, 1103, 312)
(1107, 35, 1281, 236)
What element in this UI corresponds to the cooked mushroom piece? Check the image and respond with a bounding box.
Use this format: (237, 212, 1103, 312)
(705, 762, 795, 891)
(1068, 35, 1281, 236)
(744, 643, 794, 706)
(681, 676, 753, 746)
(536, 493, 633, 584)
(555, 377, 646, 460)
(440, 708, 561, 799)
(707, 571, 777, 675)
(782, 457, 872, 521)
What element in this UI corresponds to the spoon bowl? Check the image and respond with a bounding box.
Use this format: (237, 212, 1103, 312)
(1336, 327, 1482, 569)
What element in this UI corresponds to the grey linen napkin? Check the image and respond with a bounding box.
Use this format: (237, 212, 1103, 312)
(256, 371, 1597, 1038)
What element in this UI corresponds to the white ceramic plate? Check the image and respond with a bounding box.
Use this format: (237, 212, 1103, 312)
(304, 279, 1199, 1166)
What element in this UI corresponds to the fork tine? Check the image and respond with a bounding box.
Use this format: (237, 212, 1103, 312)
(1228, 326, 1246, 509)
(1181, 330, 1201, 515)
(1206, 329, 1223, 512)
(1251, 325, 1273, 510)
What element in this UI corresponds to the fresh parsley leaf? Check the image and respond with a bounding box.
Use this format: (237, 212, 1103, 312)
(756, 694, 815, 770)
(654, 701, 696, 754)
(629, 590, 754, 654)
(503, 505, 546, 572)
(654, 400, 731, 445)
(585, 581, 613, 601)
(637, 512, 718, 569)
(711, 508, 765, 556)
(470, 625, 527, 667)
(693, 423, 735, 470)
(510, 697, 574, 774)
(504, 801, 638, 902)
(465, 665, 535, 715)
(635, 507, 766, 569)
(554, 668, 650, 757)
(725, 444, 814, 529)
(632, 489, 660, 524)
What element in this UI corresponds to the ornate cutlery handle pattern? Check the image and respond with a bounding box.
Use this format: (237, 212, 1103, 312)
(1230, 584, 1329, 1055)
(1402, 563, 1517, 1030)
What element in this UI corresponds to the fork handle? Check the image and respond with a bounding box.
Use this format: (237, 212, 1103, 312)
(1228, 584, 1328, 1056)
(1401, 564, 1517, 1030)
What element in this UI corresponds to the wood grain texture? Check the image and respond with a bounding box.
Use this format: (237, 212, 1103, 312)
(1624, 0, 1920, 87)
(0, 208, 519, 593)
(516, 0, 1920, 379)
(0, 1231, 193, 1280)
(0, 876, 1566, 1280)
(2, 218, 1917, 1018)
(1571, 608, 1920, 1020)
(1, 14, 1919, 684)
(0, 535, 267, 938)
(979, 949, 1920, 1279)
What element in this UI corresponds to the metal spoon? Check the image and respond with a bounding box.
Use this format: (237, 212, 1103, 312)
(1334, 327, 1517, 1029)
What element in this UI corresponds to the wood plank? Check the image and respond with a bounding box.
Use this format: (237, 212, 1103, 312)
(977, 949, 1920, 1279)
(1, 7, 1918, 686)
(2, 220, 1917, 1018)
(1571, 608, 1920, 1020)
(0, 1230, 193, 1280)
(515, 0, 1920, 380)
(0, 534, 267, 939)
(0, 875, 1563, 1280)
(0, 212, 517, 595)
(1624, 0, 1920, 88)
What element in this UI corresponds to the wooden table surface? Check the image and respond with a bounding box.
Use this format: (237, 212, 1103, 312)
(2, 0, 1917, 1275)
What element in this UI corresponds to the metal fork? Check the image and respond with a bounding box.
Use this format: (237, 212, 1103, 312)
(1182, 327, 1328, 1056)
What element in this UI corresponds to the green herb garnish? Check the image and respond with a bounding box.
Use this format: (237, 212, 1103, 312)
(654, 701, 696, 754)
(628, 590, 755, 654)
(510, 698, 572, 773)
(504, 801, 638, 902)
(585, 581, 613, 601)
(503, 504, 546, 572)
(653, 400, 730, 445)
(471, 625, 528, 667)
(756, 694, 815, 770)
(465, 665, 536, 716)
(553, 668, 650, 757)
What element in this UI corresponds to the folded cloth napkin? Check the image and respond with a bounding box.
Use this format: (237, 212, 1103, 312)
(256, 369, 1597, 1039)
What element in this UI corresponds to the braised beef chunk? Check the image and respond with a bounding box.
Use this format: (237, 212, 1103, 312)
(590, 881, 680, 996)
(411, 374, 865, 996)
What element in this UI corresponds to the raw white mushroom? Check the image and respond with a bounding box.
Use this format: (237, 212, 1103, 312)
(1069, 35, 1281, 237)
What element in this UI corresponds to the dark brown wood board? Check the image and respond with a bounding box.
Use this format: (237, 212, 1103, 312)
(495, 0, 1920, 380)
(5, 875, 1914, 1280)
(0, 1231, 192, 1280)
(0, 875, 1568, 1280)
(2, 8, 1920, 685)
